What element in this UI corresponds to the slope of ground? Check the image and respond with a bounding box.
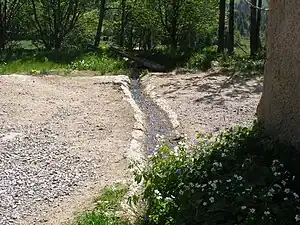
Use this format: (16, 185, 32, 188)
(0, 75, 136, 225)
(141, 71, 263, 140)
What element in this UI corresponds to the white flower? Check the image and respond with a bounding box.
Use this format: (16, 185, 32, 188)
(284, 197, 288, 201)
(269, 188, 275, 193)
(203, 202, 207, 206)
(154, 190, 161, 195)
(226, 179, 232, 183)
(195, 183, 201, 188)
(274, 184, 282, 189)
(285, 188, 291, 194)
(211, 183, 217, 190)
(264, 211, 270, 216)
(179, 190, 184, 195)
(294, 193, 299, 199)
(295, 215, 300, 222)
(221, 153, 226, 157)
(241, 206, 247, 210)
(250, 208, 255, 213)
(246, 187, 253, 192)
(156, 195, 162, 200)
(209, 197, 214, 203)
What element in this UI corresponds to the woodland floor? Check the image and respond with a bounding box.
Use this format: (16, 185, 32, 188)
(0, 71, 263, 224)
(141, 71, 263, 140)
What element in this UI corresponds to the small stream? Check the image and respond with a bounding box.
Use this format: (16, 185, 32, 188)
(131, 77, 176, 152)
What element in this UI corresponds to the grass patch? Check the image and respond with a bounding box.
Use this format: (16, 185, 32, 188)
(133, 123, 300, 225)
(0, 60, 67, 75)
(74, 183, 130, 225)
(0, 47, 127, 75)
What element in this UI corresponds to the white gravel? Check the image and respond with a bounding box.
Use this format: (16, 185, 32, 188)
(0, 75, 136, 224)
(142, 71, 263, 139)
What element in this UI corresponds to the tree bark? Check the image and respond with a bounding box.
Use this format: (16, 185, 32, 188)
(94, 0, 106, 47)
(0, 24, 6, 50)
(257, 0, 300, 145)
(218, 0, 226, 53)
(250, 0, 257, 56)
(255, 0, 262, 50)
(228, 0, 235, 55)
(119, 0, 126, 47)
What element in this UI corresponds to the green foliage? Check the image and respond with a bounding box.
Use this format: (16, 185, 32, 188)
(135, 124, 300, 225)
(0, 50, 127, 75)
(186, 46, 218, 71)
(64, 10, 99, 49)
(74, 183, 130, 225)
(75, 211, 129, 225)
(219, 54, 265, 77)
(70, 53, 126, 75)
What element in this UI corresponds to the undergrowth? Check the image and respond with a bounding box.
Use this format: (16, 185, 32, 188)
(133, 123, 300, 225)
(74, 183, 130, 225)
(0, 47, 127, 75)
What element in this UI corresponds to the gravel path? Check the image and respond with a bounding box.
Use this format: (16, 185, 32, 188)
(141, 71, 263, 140)
(0, 75, 135, 225)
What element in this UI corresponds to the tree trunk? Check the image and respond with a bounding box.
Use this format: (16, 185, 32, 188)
(228, 0, 235, 55)
(94, 0, 106, 47)
(250, 0, 257, 56)
(0, 26, 5, 50)
(218, 0, 226, 53)
(54, 38, 62, 50)
(119, 0, 126, 47)
(257, 1, 300, 145)
(255, 0, 262, 51)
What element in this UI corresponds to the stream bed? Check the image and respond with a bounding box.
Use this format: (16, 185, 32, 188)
(131, 78, 177, 152)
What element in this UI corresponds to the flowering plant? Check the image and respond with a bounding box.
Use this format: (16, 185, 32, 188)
(134, 126, 300, 225)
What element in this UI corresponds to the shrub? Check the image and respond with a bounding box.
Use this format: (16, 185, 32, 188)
(219, 55, 265, 77)
(134, 124, 300, 225)
(186, 46, 218, 71)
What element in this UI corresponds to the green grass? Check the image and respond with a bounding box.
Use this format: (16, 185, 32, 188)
(75, 211, 130, 225)
(74, 183, 130, 225)
(0, 47, 127, 75)
(0, 60, 68, 75)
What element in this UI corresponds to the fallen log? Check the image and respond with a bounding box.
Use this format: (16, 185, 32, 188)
(110, 46, 165, 72)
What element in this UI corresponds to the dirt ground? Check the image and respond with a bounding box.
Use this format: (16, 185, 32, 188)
(141, 71, 263, 140)
(0, 75, 136, 225)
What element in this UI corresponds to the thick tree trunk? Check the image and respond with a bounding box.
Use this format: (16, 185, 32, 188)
(218, 0, 226, 53)
(228, 0, 235, 55)
(257, 1, 300, 145)
(250, 0, 257, 56)
(94, 0, 106, 47)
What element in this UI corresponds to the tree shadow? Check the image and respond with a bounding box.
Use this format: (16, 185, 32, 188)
(158, 70, 263, 106)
